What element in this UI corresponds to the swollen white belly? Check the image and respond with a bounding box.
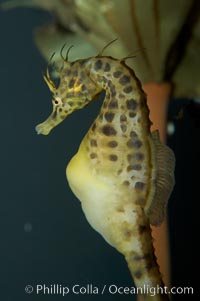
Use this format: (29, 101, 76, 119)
(66, 150, 116, 245)
(66, 149, 140, 253)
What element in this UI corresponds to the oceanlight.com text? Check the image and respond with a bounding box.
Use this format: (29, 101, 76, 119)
(25, 283, 194, 296)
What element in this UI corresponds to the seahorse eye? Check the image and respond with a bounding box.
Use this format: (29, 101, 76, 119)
(53, 97, 62, 106)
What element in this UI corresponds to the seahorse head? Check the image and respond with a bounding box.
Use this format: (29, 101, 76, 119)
(36, 60, 102, 135)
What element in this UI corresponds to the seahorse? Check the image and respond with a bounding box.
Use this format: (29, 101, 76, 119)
(36, 46, 175, 301)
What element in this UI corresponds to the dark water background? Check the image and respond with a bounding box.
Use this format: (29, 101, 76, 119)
(0, 4, 199, 301)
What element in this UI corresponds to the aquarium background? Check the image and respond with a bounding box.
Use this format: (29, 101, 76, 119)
(0, 5, 199, 301)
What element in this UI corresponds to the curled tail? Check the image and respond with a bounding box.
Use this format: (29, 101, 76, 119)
(124, 220, 169, 301)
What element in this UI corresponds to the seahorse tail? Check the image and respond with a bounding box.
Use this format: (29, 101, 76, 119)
(124, 225, 170, 301)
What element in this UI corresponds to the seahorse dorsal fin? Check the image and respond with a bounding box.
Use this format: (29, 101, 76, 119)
(145, 130, 175, 226)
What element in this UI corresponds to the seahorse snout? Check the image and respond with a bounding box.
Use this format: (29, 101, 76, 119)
(35, 107, 68, 135)
(35, 122, 52, 135)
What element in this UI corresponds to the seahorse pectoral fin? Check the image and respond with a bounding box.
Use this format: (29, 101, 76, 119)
(145, 130, 175, 226)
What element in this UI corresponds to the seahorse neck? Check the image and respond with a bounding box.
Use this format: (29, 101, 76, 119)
(85, 57, 151, 135)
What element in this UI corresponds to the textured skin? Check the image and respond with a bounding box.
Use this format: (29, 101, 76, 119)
(36, 55, 175, 301)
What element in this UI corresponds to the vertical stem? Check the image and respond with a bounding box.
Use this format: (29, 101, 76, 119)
(143, 82, 172, 289)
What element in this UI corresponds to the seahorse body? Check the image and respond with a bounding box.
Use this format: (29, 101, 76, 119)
(36, 54, 175, 301)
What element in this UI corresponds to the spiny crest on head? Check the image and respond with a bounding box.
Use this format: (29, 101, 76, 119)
(96, 38, 118, 57)
(120, 47, 146, 63)
(60, 44, 74, 62)
(43, 52, 57, 93)
(43, 44, 74, 92)
(95, 38, 146, 63)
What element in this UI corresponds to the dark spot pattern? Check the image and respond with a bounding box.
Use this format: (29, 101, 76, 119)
(129, 112, 136, 118)
(104, 112, 115, 122)
(127, 131, 142, 148)
(132, 164, 142, 170)
(134, 270, 142, 279)
(109, 154, 118, 161)
(102, 77, 107, 83)
(120, 114, 127, 122)
(133, 255, 144, 261)
(90, 153, 97, 159)
(119, 75, 130, 85)
(108, 101, 118, 109)
(90, 139, 97, 147)
(69, 79, 75, 88)
(127, 153, 144, 163)
(127, 165, 133, 172)
(113, 70, 122, 78)
(134, 140, 142, 148)
(110, 85, 116, 97)
(127, 164, 141, 171)
(123, 86, 133, 93)
(126, 99, 137, 110)
(94, 60, 103, 70)
(127, 139, 142, 149)
(102, 125, 117, 136)
(120, 124, 127, 133)
(104, 63, 111, 72)
(81, 84, 87, 91)
(108, 141, 118, 148)
(123, 230, 132, 239)
(108, 81, 116, 97)
(136, 153, 144, 160)
(130, 131, 137, 138)
(135, 181, 145, 190)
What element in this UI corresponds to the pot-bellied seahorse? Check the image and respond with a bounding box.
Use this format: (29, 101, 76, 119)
(36, 45, 175, 301)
